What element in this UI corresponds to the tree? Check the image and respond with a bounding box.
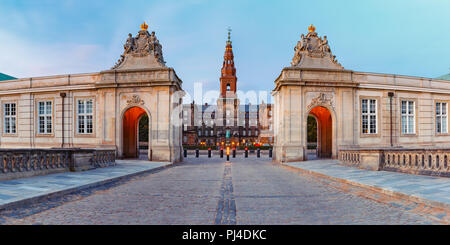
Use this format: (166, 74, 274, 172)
(139, 114, 149, 142)
(307, 115, 317, 143)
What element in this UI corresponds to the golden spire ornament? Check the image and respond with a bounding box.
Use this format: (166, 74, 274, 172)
(140, 21, 149, 31)
(308, 24, 316, 33)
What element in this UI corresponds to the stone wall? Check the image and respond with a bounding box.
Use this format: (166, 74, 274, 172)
(272, 67, 450, 163)
(0, 148, 116, 181)
(339, 148, 450, 177)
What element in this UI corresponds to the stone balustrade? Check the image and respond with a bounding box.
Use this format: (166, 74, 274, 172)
(0, 148, 116, 181)
(339, 148, 450, 177)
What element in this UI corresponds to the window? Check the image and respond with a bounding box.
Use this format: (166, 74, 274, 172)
(211, 130, 214, 136)
(361, 99, 377, 134)
(198, 130, 201, 136)
(183, 136, 187, 143)
(436, 102, 447, 134)
(401, 100, 415, 134)
(226, 84, 231, 91)
(4, 103, 16, 134)
(77, 99, 94, 134)
(184, 124, 188, 131)
(38, 101, 52, 134)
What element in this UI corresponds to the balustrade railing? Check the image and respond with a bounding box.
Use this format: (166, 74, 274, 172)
(383, 149, 449, 177)
(339, 148, 450, 177)
(0, 148, 116, 179)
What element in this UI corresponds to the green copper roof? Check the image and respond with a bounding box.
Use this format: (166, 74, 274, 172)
(0, 73, 16, 81)
(437, 73, 450, 81)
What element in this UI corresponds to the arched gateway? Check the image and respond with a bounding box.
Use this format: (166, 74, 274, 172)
(272, 25, 343, 162)
(308, 106, 332, 159)
(273, 24, 450, 177)
(122, 106, 148, 158)
(0, 22, 184, 163)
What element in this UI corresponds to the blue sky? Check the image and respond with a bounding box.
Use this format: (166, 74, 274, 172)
(1, 0, 449, 102)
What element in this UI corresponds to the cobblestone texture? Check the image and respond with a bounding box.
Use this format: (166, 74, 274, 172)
(0, 157, 442, 225)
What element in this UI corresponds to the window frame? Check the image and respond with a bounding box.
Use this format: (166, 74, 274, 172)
(76, 98, 95, 135)
(361, 98, 378, 135)
(2, 101, 18, 136)
(73, 96, 96, 138)
(35, 99, 54, 136)
(359, 96, 381, 137)
(435, 101, 448, 135)
(400, 99, 417, 135)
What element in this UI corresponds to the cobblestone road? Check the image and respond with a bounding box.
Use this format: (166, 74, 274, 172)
(0, 157, 440, 224)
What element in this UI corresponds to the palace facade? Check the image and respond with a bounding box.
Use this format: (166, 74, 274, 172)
(182, 32, 273, 147)
(0, 22, 183, 163)
(273, 25, 450, 176)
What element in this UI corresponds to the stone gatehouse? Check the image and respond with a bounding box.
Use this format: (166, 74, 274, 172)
(0, 22, 183, 163)
(273, 25, 450, 175)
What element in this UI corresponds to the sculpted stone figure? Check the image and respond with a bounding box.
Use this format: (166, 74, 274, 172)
(320, 35, 331, 54)
(124, 33, 135, 53)
(111, 23, 168, 69)
(294, 34, 307, 52)
(290, 25, 344, 69)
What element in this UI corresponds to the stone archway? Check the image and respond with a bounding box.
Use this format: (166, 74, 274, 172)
(122, 106, 148, 158)
(308, 106, 332, 158)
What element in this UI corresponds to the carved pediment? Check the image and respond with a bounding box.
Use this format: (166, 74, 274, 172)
(307, 92, 334, 110)
(126, 94, 144, 106)
(291, 25, 344, 70)
(112, 22, 166, 70)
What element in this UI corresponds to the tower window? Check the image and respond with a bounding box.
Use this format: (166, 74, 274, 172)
(226, 84, 231, 91)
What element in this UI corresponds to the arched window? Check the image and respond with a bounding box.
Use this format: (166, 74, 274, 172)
(226, 84, 231, 91)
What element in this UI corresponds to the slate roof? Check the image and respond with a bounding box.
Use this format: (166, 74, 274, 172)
(437, 73, 450, 81)
(0, 73, 16, 81)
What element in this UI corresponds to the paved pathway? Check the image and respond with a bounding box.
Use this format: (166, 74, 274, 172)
(285, 160, 450, 209)
(0, 157, 443, 224)
(0, 160, 170, 211)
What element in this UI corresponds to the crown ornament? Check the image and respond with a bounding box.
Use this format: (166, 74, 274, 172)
(308, 24, 316, 33)
(140, 21, 149, 31)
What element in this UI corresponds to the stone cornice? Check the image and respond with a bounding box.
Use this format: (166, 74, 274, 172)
(273, 66, 450, 94)
(0, 67, 183, 94)
(0, 84, 95, 95)
(273, 67, 356, 91)
(98, 67, 183, 91)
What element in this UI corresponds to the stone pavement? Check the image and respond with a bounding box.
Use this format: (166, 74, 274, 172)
(0, 157, 443, 225)
(284, 159, 450, 210)
(0, 160, 171, 212)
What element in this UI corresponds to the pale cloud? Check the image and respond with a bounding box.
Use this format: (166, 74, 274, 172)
(0, 29, 110, 78)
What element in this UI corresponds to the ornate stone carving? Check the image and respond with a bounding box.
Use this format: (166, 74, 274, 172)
(112, 22, 166, 69)
(291, 25, 344, 69)
(126, 95, 144, 106)
(307, 92, 334, 110)
(304, 87, 335, 92)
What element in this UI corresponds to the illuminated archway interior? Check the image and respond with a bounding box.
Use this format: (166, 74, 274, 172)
(308, 106, 332, 158)
(123, 107, 147, 158)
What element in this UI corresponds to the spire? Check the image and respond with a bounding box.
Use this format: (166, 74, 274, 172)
(220, 28, 237, 98)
